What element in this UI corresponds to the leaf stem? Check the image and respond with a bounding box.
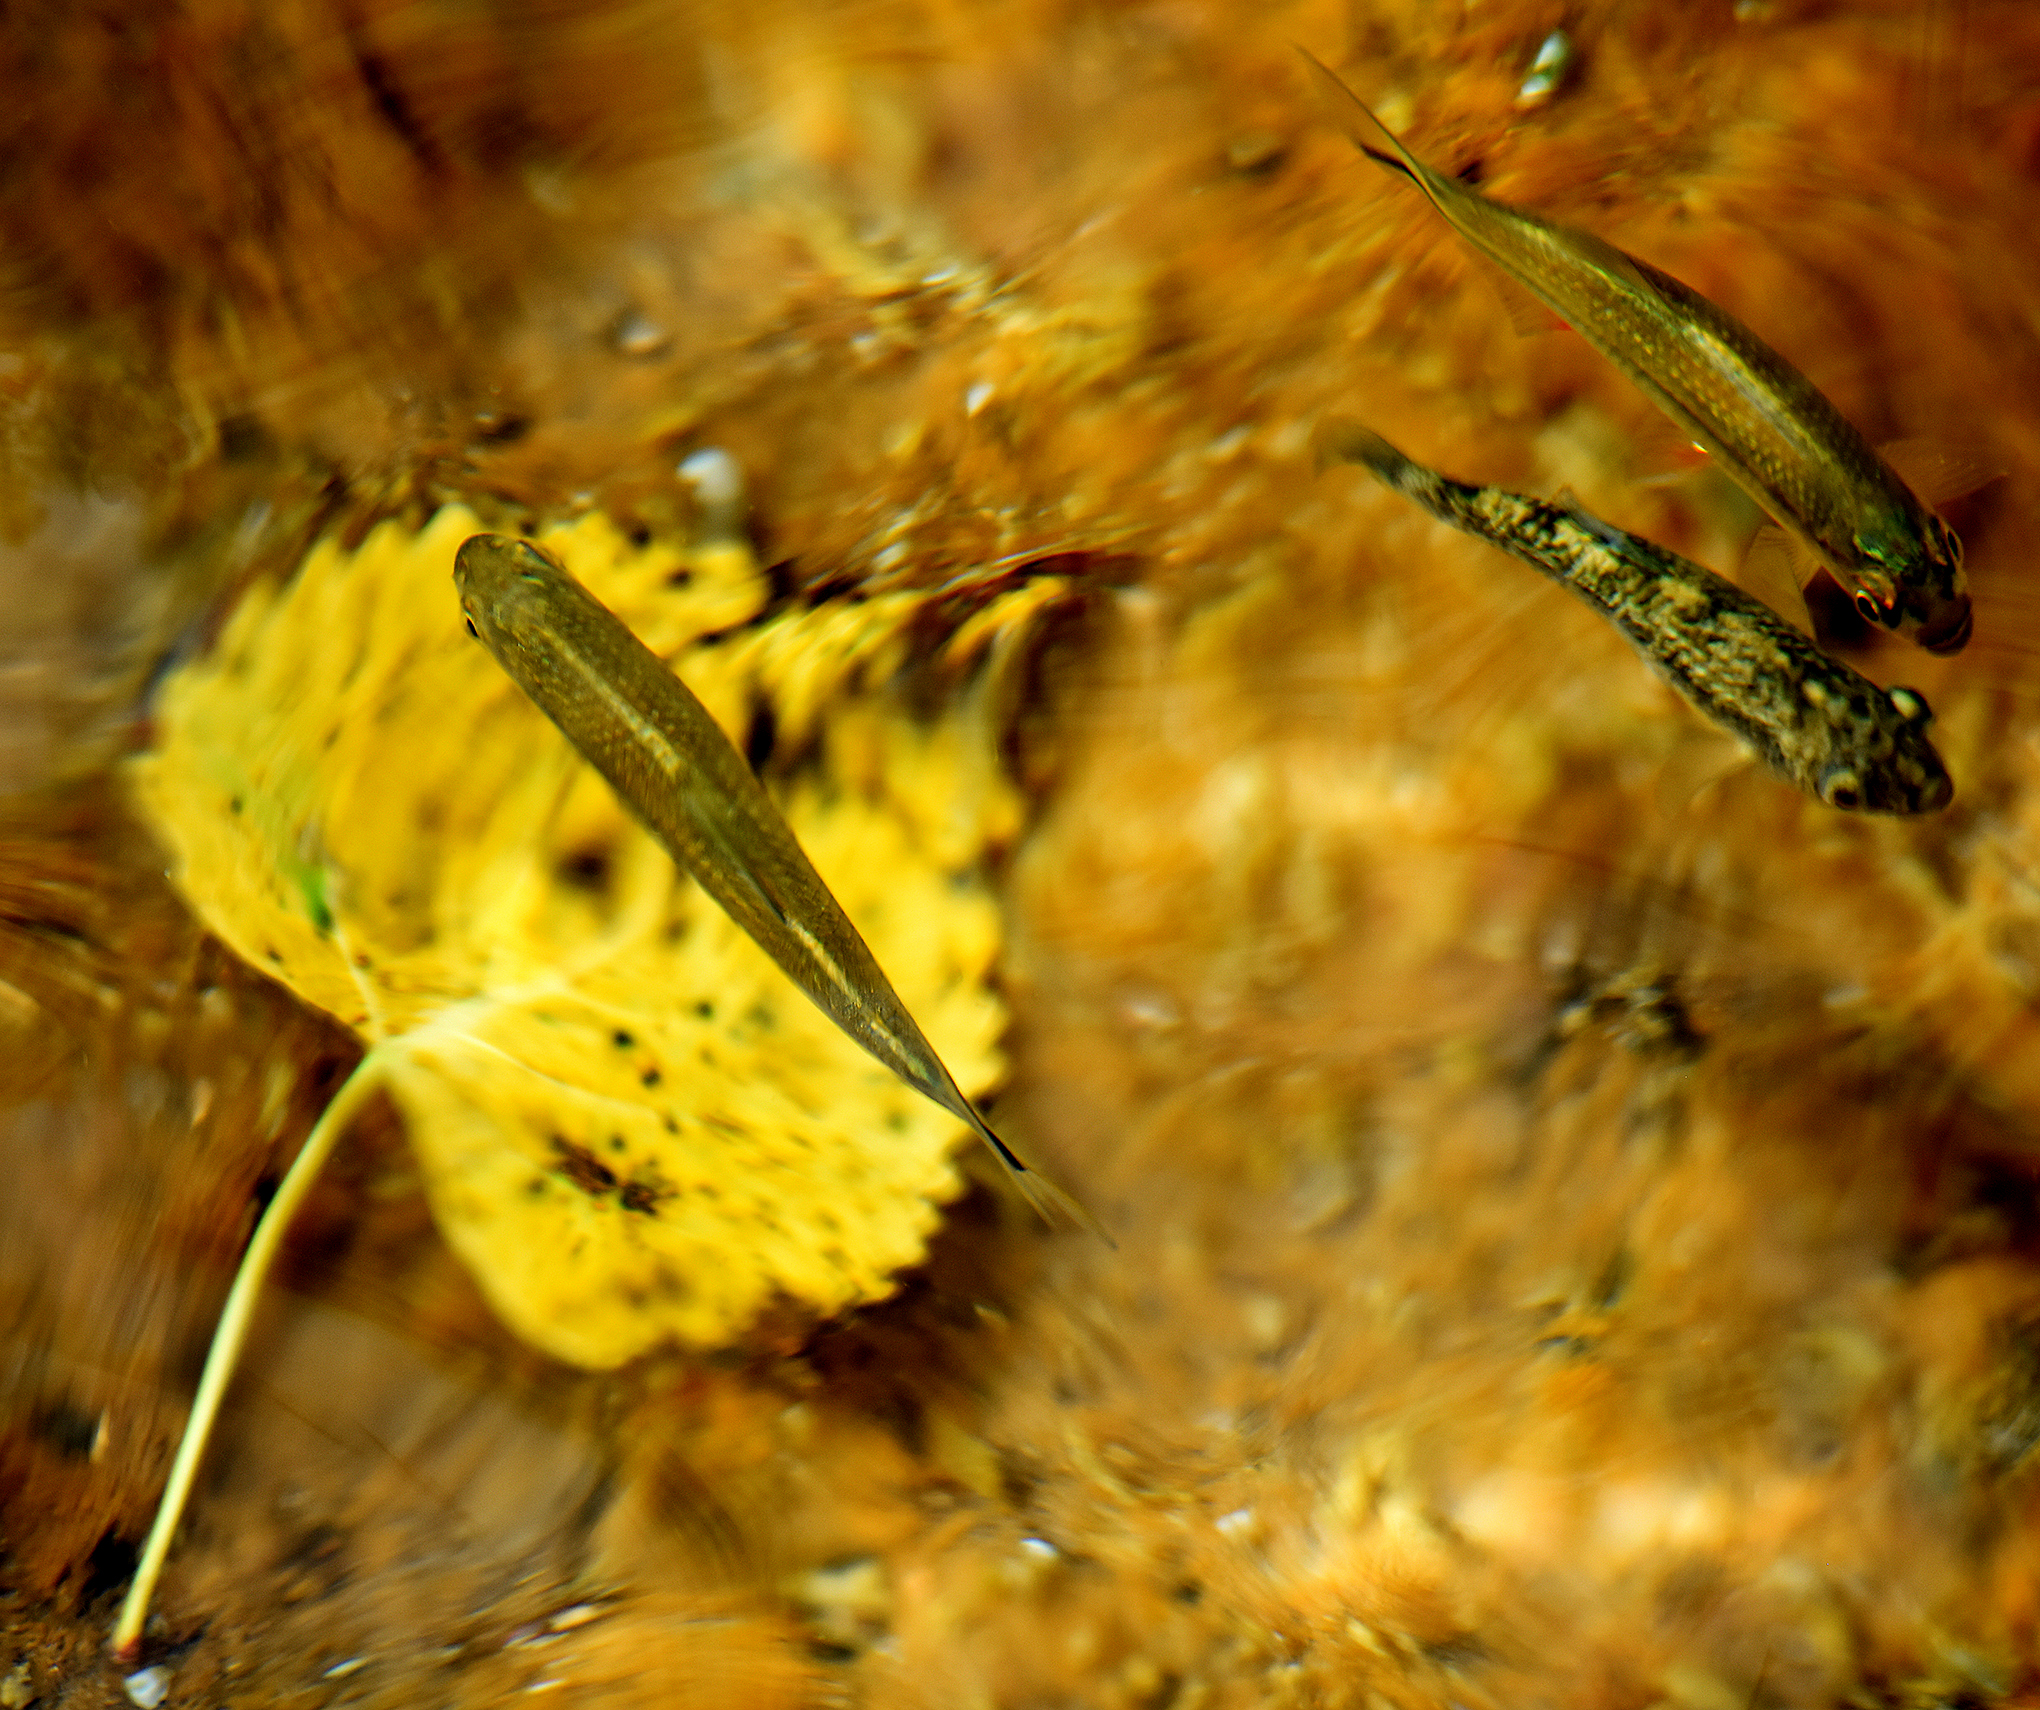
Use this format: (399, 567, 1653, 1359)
(110, 1052, 386, 1662)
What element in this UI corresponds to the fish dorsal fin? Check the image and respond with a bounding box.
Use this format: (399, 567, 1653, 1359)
(1739, 525, 1816, 636)
(1877, 436, 2005, 507)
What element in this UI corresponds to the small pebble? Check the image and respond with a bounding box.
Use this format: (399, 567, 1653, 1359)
(122, 1667, 169, 1709)
(1515, 29, 1576, 109)
(609, 307, 671, 359)
(1225, 131, 1286, 175)
(677, 448, 746, 537)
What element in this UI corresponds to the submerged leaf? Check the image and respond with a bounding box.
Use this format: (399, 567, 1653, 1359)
(130, 505, 1041, 1365)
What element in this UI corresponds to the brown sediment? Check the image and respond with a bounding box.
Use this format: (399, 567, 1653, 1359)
(7, 1, 2040, 1706)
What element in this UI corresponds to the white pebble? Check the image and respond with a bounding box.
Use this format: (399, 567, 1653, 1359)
(1515, 29, 1576, 109)
(678, 448, 745, 515)
(122, 1667, 170, 1709)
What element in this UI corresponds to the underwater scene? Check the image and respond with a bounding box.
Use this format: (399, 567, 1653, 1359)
(4, 2, 2040, 1705)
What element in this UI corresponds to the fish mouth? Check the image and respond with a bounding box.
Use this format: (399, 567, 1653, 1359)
(1917, 769, 1956, 813)
(1918, 599, 1973, 656)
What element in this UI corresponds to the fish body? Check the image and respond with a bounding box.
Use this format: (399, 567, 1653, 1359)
(1299, 51, 1972, 655)
(454, 533, 1104, 1239)
(1319, 422, 1953, 814)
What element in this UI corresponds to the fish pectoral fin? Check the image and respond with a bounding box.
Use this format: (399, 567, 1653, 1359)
(1877, 436, 2006, 507)
(1739, 525, 1817, 636)
(1654, 730, 1754, 819)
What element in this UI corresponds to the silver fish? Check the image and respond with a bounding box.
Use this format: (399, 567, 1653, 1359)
(454, 532, 1107, 1240)
(1300, 49, 1973, 655)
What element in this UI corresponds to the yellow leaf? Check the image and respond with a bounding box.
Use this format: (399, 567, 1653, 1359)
(130, 504, 1043, 1365)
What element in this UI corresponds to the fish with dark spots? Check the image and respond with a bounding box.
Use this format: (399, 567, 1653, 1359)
(1319, 421, 1953, 814)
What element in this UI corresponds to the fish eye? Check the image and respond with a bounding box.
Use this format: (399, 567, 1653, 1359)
(1886, 686, 1932, 726)
(1852, 590, 1895, 627)
(1821, 768, 1864, 810)
(1944, 524, 1964, 568)
(464, 615, 480, 639)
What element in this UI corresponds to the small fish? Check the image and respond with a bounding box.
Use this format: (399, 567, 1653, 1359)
(1298, 49, 1973, 655)
(1318, 421, 1953, 814)
(454, 533, 1106, 1241)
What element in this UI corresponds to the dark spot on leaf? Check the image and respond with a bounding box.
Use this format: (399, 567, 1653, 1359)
(621, 1179, 668, 1215)
(613, 1029, 635, 1048)
(641, 1067, 663, 1088)
(558, 844, 614, 894)
(550, 1135, 618, 1196)
(744, 699, 777, 771)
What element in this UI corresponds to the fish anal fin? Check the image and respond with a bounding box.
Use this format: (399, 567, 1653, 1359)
(1878, 436, 2005, 507)
(1740, 524, 1816, 636)
(1469, 250, 1567, 337)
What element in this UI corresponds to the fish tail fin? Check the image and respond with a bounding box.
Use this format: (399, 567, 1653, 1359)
(1358, 142, 1415, 179)
(1295, 48, 1426, 182)
(971, 1112, 1116, 1247)
(1313, 416, 1408, 481)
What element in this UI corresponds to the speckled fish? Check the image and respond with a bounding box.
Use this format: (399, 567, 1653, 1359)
(1298, 49, 1973, 655)
(454, 533, 1107, 1240)
(1318, 422, 1953, 814)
